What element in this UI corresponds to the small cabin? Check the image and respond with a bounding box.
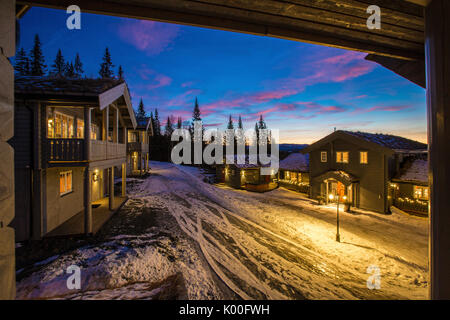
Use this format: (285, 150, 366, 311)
(302, 130, 427, 214)
(278, 152, 310, 194)
(127, 117, 153, 176)
(390, 158, 429, 216)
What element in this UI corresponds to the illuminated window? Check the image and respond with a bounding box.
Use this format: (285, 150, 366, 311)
(336, 152, 349, 163)
(321, 151, 327, 162)
(414, 186, 429, 200)
(60, 171, 73, 195)
(48, 111, 74, 139)
(77, 119, 84, 138)
(91, 123, 98, 140)
(360, 151, 368, 164)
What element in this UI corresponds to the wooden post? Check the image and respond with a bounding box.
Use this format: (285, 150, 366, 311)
(139, 152, 143, 176)
(109, 167, 114, 210)
(426, 0, 450, 300)
(102, 106, 109, 141)
(84, 168, 92, 235)
(122, 163, 126, 197)
(84, 107, 91, 160)
(113, 106, 118, 143)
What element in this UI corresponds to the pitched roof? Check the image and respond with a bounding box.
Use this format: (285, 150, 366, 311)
(15, 76, 125, 96)
(279, 153, 309, 172)
(342, 131, 427, 151)
(396, 159, 428, 184)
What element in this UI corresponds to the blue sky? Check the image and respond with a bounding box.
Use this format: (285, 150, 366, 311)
(17, 7, 427, 144)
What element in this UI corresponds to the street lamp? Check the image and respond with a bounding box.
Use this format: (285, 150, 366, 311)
(329, 192, 341, 242)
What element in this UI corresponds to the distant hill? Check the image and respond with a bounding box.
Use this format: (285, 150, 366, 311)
(279, 144, 309, 153)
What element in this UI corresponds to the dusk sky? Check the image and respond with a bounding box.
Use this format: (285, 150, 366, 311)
(17, 7, 427, 144)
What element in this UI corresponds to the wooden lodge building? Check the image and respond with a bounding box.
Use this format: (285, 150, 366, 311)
(10, 77, 137, 241)
(127, 117, 153, 176)
(301, 130, 428, 214)
(278, 152, 310, 194)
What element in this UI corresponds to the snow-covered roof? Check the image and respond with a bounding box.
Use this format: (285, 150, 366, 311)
(15, 76, 125, 96)
(225, 155, 274, 169)
(343, 131, 427, 151)
(396, 159, 428, 184)
(279, 153, 309, 172)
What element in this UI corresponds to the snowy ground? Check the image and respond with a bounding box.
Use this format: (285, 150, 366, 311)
(16, 161, 428, 300)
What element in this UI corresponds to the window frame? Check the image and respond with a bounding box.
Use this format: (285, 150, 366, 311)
(360, 151, 369, 164)
(320, 151, 328, 163)
(336, 151, 349, 164)
(59, 170, 73, 196)
(414, 185, 429, 200)
(48, 110, 75, 139)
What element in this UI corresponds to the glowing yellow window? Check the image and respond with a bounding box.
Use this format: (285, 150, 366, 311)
(77, 119, 84, 138)
(336, 152, 349, 163)
(360, 151, 368, 164)
(414, 186, 429, 200)
(60, 171, 73, 196)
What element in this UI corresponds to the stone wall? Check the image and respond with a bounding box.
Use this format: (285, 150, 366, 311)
(0, 0, 16, 300)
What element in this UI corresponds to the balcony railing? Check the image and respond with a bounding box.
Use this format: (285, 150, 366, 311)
(127, 142, 149, 153)
(46, 138, 126, 163)
(47, 139, 85, 161)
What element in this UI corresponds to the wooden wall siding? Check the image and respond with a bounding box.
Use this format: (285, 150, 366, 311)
(127, 141, 149, 153)
(309, 138, 388, 213)
(21, 0, 424, 60)
(11, 103, 33, 168)
(47, 139, 85, 162)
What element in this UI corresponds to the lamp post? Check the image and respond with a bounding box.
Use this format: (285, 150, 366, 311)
(329, 192, 346, 242)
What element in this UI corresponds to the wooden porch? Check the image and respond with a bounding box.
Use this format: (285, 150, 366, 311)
(45, 196, 127, 237)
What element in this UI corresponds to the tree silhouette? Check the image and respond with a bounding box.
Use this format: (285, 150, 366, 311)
(99, 47, 115, 78)
(30, 34, 47, 76)
(238, 115, 243, 129)
(154, 109, 161, 136)
(14, 48, 30, 76)
(65, 61, 75, 78)
(118, 65, 124, 80)
(177, 117, 182, 129)
(165, 116, 174, 137)
(51, 49, 66, 77)
(74, 53, 84, 77)
(227, 115, 234, 130)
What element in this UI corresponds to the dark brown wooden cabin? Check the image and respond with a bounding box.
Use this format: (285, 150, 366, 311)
(302, 130, 427, 213)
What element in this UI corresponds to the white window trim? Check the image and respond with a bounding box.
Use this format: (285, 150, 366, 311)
(60, 170, 73, 196)
(49, 111, 75, 139)
(320, 151, 327, 162)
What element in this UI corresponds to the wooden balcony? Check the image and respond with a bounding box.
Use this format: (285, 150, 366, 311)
(127, 141, 149, 153)
(46, 138, 126, 163)
(47, 139, 85, 162)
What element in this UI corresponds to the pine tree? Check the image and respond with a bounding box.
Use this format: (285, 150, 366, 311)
(51, 49, 66, 77)
(154, 109, 161, 136)
(258, 115, 267, 130)
(165, 116, 174, 137)
(177, 117, 182, 129)
(99, 47, 115, 79)
(238, 115, 243, 129)
(65, 61, 75, 78)
(136, 99, 146, 120)
(227, 115, 234, 130)
(14, 48, 30, 76)
(118, 65, 124, 80)
(191, 97, 203, 140)
(30, 34, 47, 76)
(74, 53, 84, 77)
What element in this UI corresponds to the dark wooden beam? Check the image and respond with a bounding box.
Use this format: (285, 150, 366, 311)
(19, 0, 425, 60)
(365, 54, 425, 88)
(425, 0, 450, 300)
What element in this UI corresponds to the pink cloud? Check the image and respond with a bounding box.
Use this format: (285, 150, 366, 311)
(181, 81, 194, 88)
(147, 74, 172, 90)
(118, 20, 179, 56)
(352, 105, 412, 114)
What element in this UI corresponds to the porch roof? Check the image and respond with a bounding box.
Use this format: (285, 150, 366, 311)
(312, 170, 358, 186)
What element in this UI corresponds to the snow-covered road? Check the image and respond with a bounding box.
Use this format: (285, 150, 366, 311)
(16, 161, 428, 300)
(136, 162, 428, 299)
